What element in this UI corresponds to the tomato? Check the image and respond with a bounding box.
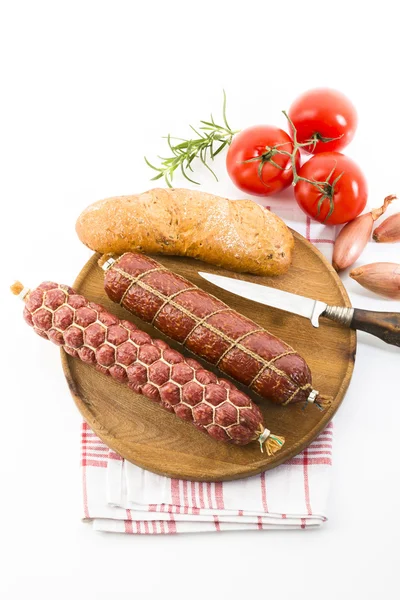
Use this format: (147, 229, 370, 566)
(294, 152, 367, 225)
(226, 125, 300, 196)
(288, 88, 357, 154)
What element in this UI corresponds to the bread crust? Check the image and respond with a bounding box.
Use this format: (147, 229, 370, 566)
(76, 188, 294, 276)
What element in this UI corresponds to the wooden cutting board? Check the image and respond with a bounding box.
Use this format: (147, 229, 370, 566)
(61, 231, 356, 481)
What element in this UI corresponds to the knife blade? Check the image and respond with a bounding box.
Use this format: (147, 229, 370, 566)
(198, 272, 400, 348)
(198, 272, 330, 327)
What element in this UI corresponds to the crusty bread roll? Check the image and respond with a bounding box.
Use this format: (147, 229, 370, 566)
(76, 188, 294, 276)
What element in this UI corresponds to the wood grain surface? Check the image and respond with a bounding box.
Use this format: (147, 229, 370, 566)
(61, 231, 356, 481)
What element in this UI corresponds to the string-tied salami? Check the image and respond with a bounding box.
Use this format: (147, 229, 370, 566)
(101, 253, 328, 408)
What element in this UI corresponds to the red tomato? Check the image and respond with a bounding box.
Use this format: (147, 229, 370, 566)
(294, 152, 367, 225)
(226, 125, 300, 196)
(288, 88, 357, 154)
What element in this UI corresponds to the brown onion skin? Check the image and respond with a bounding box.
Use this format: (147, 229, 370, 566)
(333, 195, 396, 272)
(373, 213, 400, 243)
(332, 213, 374, 272)
(350, 263, 400, 299)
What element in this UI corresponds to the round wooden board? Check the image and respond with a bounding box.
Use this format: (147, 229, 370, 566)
(61, 231, 356, 481)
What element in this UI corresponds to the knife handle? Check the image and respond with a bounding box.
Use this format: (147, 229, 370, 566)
(324, 306, 400, 347)
(350, 309, 400, 348)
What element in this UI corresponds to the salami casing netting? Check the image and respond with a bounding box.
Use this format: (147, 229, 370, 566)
(103, 253, 319, 406)
(14, 280, 284, 452)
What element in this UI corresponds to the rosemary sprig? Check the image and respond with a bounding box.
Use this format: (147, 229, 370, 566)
(145, 91, 239, 188)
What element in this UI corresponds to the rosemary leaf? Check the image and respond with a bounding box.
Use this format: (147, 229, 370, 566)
(211, 140, 228, 158)
(150, 172, 164, 181)
(189, 124, 206, 139)
(199, 146, 218, 181)
(181, 162, 200, 185)
(222, 89, 230, 130)
(144, 156, 162, 172)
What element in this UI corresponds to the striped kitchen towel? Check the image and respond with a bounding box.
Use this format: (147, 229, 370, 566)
(80, 206, 337, 534)
(81, 420, 333, 533)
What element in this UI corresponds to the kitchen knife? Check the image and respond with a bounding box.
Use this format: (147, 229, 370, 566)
(198, 272, 400, 348)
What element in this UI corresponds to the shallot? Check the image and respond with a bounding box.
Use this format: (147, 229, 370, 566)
(373, 213, 400, 243)
(332, 194, 396, 272)
(349, 263, 400, 299)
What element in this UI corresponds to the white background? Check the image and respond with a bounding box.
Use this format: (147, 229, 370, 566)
(1, 1, 399, 598)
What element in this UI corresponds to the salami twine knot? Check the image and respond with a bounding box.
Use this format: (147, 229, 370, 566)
(98, 254, 117, 271)
(314, 396, 333, 410)
(10, 281, 30, 300)
(303, 389, 332, 411)
(307, 389, 319, 404)
(256, 427, 285, 455)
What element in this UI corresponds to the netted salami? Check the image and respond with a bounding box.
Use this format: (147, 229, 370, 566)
(12, 280, 284, 454)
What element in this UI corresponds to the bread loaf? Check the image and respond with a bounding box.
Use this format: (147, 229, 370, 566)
(76, 188, 294, 276)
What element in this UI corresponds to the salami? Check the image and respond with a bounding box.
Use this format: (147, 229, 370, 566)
(102, 253, 323, 407)
(12, 280, 284, 454)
